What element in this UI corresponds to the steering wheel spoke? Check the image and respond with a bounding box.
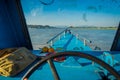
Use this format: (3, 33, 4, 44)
(47, 59, 60, 80)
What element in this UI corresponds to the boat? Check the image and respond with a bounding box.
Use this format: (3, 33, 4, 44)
(0, 0, 120, 80)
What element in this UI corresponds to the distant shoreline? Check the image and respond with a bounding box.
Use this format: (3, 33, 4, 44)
(27, 25, 117, 30)
(69, 27, 117, 30)
(27, 25, 56, 29)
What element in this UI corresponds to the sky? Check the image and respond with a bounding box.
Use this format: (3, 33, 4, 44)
(21, 0, 120, 27)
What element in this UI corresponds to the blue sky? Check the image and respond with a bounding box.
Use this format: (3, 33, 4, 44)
(21, 0, 120, 27)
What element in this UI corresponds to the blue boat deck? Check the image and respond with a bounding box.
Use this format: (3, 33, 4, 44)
(52, 32, 91, 52)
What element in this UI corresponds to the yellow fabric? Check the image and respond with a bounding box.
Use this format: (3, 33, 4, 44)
(0, 47, 37, 77)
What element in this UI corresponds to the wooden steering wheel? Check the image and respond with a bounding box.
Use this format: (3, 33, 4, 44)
(22, 51, 120, 80)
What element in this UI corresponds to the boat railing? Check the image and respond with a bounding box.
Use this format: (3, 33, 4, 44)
(46, 28, 101, 50)
(46, 28, 69, 46)
(74, 34, 92, 46)
(75, 34, 101, 50)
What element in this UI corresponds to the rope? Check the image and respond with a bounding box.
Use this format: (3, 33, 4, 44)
(0, 47, 37, 77)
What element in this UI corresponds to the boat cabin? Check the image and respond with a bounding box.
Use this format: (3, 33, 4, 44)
(0, 0, 120, 80)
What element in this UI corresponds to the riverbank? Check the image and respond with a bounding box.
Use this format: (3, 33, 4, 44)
(69, 27, 117, 30)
